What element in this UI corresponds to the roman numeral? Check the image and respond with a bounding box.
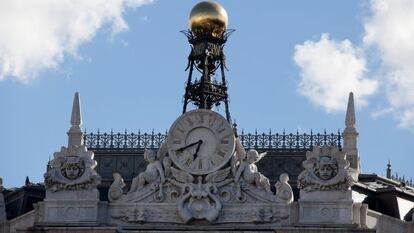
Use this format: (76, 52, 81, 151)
(185, 116, 194, 127)
(176, 123, 185, 134)
(209, 160, 216, 168)
(215, 121, 227, 134)
(208, 114, 218, 127)
(221, 139, 229, 144)
(218, 150, 226, 157)
(195, 113, 205, 125)
(185, 157, 192, 166)
(198, 159, 203, 169)
(210, 155, 221, 166)
(176, 151, 183, 157)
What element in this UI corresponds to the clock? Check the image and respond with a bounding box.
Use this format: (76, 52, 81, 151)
(167, 109, 235, 175)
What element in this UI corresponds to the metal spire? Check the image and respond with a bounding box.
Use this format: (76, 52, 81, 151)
(181, 27, 234, 123)
(386, 160, 392, 179)
(67, 92, 84, 147)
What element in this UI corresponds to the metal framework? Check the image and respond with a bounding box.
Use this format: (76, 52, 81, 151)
(181, 29, 235, 122)
(84, 130, 342, 151)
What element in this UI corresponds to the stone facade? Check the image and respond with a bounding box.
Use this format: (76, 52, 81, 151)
(1, 2, 414, 232)
(36, 93, 103, 225)
(0, 92, 381, 233)
(106, 111, 294, 226)
(1, 66, 413, 233)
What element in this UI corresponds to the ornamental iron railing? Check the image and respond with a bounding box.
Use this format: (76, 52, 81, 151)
(84, 130, 342, 151)
(390, 173, 414, 188)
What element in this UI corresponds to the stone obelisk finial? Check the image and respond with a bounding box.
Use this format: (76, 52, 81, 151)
(67, 92, 83, 147)
(345, 92, 355, 130)
(342, 92, 359, 172)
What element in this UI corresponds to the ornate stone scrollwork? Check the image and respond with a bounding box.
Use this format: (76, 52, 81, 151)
(297, 146, 360, 225)
(44, 145, 101, 192)
(171, 167, 231, 223)
(111, 207, 147, 223)
(108, 135, 293, 225)
(297, 146, 357, 192)
(252, 208, 289, 223)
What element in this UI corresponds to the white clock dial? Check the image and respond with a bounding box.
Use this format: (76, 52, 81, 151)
(167, 109, 235, 175)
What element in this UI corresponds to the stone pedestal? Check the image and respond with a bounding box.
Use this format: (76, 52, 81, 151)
(298, 190, 365, 225)
(36, 190, 104, 224)
(36, 93, 102, 226)
(45, 188, 99, 200)
(299, 200, 354, 224)
(36, 200, 102, 223)
(296, 146, 361, 226)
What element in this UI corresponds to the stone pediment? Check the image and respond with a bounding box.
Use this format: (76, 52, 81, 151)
(108, 133, 293, 225)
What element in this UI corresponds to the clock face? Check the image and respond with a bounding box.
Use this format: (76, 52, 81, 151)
(167, 109, 235, 175)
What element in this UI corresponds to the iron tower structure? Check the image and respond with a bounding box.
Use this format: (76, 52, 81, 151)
(181, 29, 235, 123)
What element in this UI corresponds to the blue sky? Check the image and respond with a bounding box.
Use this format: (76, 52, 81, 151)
(1, 0, 413, 187)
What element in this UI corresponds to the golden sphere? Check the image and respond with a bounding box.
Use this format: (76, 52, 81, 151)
(189, 1, 228, 37)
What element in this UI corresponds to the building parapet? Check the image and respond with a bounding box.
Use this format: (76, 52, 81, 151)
(83, 130, 342, 152)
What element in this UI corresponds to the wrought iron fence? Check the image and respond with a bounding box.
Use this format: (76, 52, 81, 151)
(84, 130, 342, 151)
(238, 130, 341, 150)
(390, 173, 414, 188)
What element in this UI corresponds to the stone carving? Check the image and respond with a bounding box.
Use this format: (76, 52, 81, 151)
(44, 145, 101, 192)
(36, 93, 101, 224)
(163, 156, 172, 178)
(275, 173, 293, 204)
(108, 129, 293, 225)
(230, 138, 271, 202)
(112, 208, 147, 223)
(234, 149, 271, 192)
(36, 93, 102, 224)
(130, 149, 165, 193)
(0, 177, 6, 221)
(171, 166, 231, 222)
(231, 137, 246, 176)
(61, 156, 85, 180)
(44, 92, 101, 193)
(108, 173, 126, 202)
(297, 146, 360, 225)
(252, 208, 289, 223)
(297, 146, 357, 192)
(159, 141, 172, 178)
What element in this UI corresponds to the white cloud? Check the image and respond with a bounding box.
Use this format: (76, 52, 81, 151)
(294, 34, 378, 112)
(0, 0, 152, 82)
(363, 0, 414, 130)
(294, 0, 414, 131)
(370, 107, 394, 119)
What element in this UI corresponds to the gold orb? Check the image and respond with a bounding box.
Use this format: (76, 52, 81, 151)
(189, 1, 228, 37)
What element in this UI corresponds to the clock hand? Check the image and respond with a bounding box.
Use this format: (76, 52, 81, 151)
(176, 140, 202, 152)
(193, 140, 203, 160)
